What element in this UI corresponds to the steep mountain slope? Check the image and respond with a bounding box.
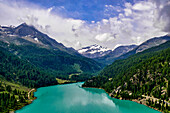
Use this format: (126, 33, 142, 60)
(99, 41, 170, 78)
(0, 23, 103, 113)
(0, 45, 58, 88)
(83, 41, 170, 112)
(95, 45, 137, 65)
(78, 44, 112, 58)
(94, 35, 170, 65)
(0, 44, 59, 112)
(0, 23, 103, 80)
(118, 35, 170, 60)
(0, 23, 80, 56)
(0, 40, 103, 79)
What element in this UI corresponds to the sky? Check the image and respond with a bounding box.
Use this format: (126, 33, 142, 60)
(0, 0, 170, 49)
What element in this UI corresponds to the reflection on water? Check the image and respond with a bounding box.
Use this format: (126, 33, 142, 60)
(16, 82, 160, 113)
(80, 87, 116, 107)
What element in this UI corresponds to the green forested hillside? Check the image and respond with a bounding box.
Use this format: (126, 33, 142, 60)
(0, 46, 58, 88)
(0, 45, 46, 112)
(0, 29, 103, 112)
(83, 41, 170, 112)
(0, 23, 103, 81)
(0, 80, 34, 113)
(0, 33, 103, 112)
(100, 40, 170, 79)
(0, 41, 103, 80)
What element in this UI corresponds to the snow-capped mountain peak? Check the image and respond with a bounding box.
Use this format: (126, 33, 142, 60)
(78, 44, 112, 58)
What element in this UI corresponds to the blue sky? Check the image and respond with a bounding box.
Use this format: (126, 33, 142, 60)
(0, 0, 169, 49)
(24, 0, 137, 21)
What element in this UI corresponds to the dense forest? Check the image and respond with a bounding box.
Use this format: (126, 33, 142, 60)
(0, 40, 101, 112)
(0, 46, 58, 88)
(0, 40, 103, 80)
(1, 23, 170, 112)
(0, 79, 35, 113)
(0, 24, 104, 112)
(83, 41, 170, 112)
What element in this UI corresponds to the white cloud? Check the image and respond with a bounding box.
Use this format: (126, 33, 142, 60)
(0, 0, 88, 49)
(102, 19, 109, 24)
(0, 0, 169, 50)
(91, 21, 95, 23)
(125, 2, 132, 8)
(124, 8, 132, 16)
(132, 2, 153, 11)
(95, 33, 115, 42)
(152, 0, 170, 33)
(93, 0, 168, 48)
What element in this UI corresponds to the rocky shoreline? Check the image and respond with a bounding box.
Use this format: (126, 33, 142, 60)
(82, 85, 162, 112)
(131, 99, 161, 112)
(109, 92, 163, 113)
(15, 84, 163, 113)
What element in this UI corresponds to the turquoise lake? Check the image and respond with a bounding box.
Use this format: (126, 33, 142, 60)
(16, 82, 160, 113)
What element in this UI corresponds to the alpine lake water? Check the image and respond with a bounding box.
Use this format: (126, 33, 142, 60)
(16, 82, 160, 113)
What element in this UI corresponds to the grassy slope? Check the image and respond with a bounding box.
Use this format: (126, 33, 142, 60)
(0, 78, 35, 113)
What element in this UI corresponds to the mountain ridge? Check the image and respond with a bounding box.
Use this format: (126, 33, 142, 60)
(94, 35, 170, 65)
(78, 44, 112, 58)
(94, 44, 137, 65)
(83, 40, 170, 112)
(118, 35, 170, 60)
(0, 23, 103, 80)
(0, 23, 81, 56)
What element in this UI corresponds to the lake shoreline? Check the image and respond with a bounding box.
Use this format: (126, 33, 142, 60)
(130, 99, 161, 112)
(82, 86, 161, 113)
(13, 89, 37, 113)
(14, 81, 80, 112)
(16, 83, 162, 113)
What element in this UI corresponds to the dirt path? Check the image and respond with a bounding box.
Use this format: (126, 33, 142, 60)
(28, 88, 35, 100)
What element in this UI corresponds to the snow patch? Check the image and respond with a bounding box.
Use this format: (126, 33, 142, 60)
(34, 38, 39, 42)
(78, 44, 111, 54)
(78, 49, 88, 53)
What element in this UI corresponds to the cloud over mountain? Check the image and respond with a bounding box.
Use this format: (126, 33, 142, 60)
(152, 0, 170, 33)
(0, 0, 169, 49)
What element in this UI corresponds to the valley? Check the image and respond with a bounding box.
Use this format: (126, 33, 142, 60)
(0, 23, 170, 113)
(83, 41, 170, 112)
(1, 0, 170, 112)
(15, 83, 160, 113)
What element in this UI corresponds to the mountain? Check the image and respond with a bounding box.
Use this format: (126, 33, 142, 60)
(78, 44, 137, 65)
(118, 35, 170, 60)
(94, 45, 137, 65)
(0, 23, 103, 80)
(78, 44, 112, 58)
(0, 45, 58, 88)
(0, 23, 103, 113)
(135, 35, 170, 53)
(0, 43, 59, 112)
(95, 35, 170, 65)
(83, 41, 170, 112)
(0, 23, 80, 56)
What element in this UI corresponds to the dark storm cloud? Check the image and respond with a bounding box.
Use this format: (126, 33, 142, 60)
(153, 0, 170, 33)
(159, 3, 170, 32)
